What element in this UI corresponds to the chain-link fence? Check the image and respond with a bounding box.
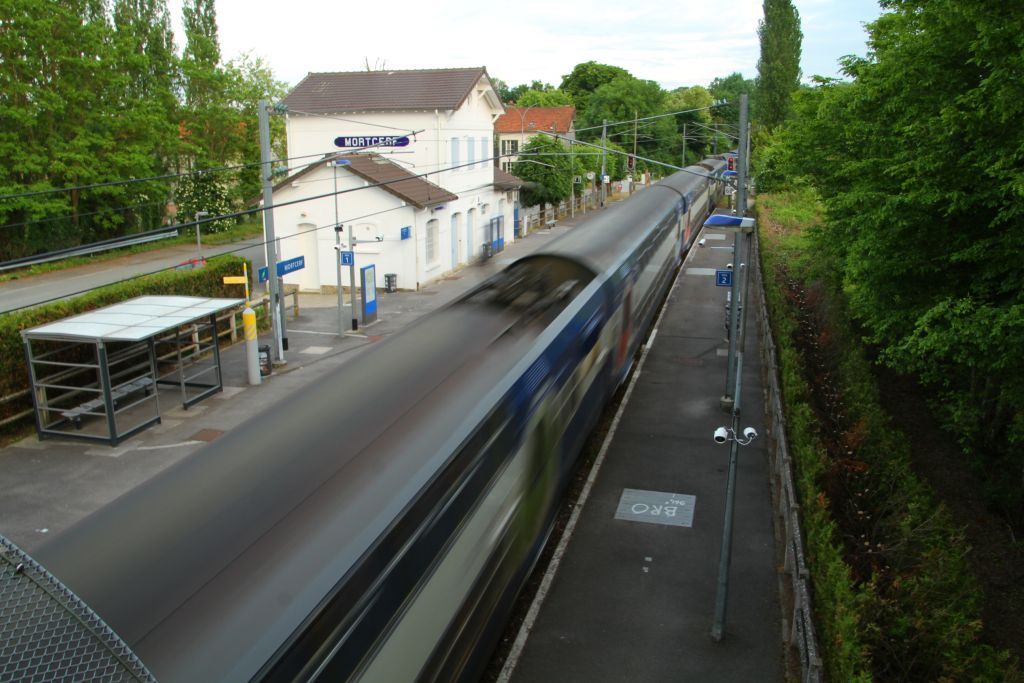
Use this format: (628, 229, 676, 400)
(0, 535, 156, 683)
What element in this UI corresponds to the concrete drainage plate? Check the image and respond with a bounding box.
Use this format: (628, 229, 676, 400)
(190, 429, 223, 442)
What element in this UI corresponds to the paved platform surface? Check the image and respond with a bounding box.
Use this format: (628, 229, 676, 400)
(502, 224, 784, 682)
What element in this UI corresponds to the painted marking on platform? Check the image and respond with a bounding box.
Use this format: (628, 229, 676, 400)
(615, 488, 696, 527)
(717, 348, 729, 357)
(300, 346, 331, 355)
(703, 233, 727, 240)
(686, 268, 718, 276)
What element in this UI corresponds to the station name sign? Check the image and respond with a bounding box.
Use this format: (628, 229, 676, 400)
(334, 135, 410, 148)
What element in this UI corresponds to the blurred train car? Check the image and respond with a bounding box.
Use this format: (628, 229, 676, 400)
(28, 162, 725, 682)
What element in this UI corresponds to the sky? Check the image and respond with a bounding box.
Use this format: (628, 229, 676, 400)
(170, 0, 883, 91)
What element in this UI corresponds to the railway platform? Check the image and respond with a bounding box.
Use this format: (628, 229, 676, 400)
(500, 219, 784, 682)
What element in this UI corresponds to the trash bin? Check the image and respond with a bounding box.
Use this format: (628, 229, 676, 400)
(258, 344, 271, 376)
(384, 273, 397, 293)
(482, 242, 493, 259)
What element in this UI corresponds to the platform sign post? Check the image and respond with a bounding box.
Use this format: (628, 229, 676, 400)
(360, 264, 377, 325)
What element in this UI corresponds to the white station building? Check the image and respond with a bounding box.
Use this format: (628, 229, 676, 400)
(271, 67, 522, 293)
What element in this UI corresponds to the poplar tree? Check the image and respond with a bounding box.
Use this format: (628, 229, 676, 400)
(755, 0, 802, 129)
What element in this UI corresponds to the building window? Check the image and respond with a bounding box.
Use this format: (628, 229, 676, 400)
(479, 137, 487, 168)
(426, 218, 439, 263)
(451, 137, 460, 171)
(501, 139, 519, 156)
(467, 136, 475, 169)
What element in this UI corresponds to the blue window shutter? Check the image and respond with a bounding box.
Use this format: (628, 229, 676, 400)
(451, 137, 460, 169)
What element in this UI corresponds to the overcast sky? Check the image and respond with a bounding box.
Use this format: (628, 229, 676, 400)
(170, 0, 882, 91)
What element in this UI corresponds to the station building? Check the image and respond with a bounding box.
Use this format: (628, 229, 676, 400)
(271, 67, 522, 293)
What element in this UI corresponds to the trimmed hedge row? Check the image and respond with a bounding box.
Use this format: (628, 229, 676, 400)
(0, 256, 251, 432)
(757, 191, 1018, 682)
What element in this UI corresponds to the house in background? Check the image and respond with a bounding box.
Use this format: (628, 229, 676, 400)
(494, 106, 576, 173)
(272, 67, 519, 292)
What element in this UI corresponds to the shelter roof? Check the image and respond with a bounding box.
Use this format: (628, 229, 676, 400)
(23, 296, 243, 343)
(493, 167, 524, 191)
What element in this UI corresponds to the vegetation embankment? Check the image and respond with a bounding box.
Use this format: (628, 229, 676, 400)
(758, 188, 1020, 681)
(0, 255, 253, 444)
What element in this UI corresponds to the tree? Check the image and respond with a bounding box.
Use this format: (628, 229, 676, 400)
(560, 61, 630, 121)
(580, 75, 677, 174)
(514, 89, 573, 107)
(766, 0, 1024, 531)
(708, 72, 755, 134)
(756, 0, 802, 129)
(665, 86, 714, 164)
(513, 135, 580, 209)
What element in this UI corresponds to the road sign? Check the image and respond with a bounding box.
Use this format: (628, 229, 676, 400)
(276, 255, 305, 277)
(716, 270, 733, 287)
(339, 250, 354, 266)
(258, 266, 268, 283)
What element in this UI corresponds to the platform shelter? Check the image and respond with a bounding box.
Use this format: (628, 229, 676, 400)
(22, 296, 242, 446)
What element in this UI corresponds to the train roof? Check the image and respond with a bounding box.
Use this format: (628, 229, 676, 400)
(534, 169, 712, 277)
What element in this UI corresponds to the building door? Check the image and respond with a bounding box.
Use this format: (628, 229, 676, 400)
(466, 208, 475, 261)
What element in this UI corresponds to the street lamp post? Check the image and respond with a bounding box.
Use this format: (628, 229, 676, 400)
(194, 211, 209, 263)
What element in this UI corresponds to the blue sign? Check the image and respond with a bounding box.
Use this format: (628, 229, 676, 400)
(276, 255, 305, 277)
(334, 135, 410, 148)
(339, 250, 354, 266)
(716, 270, 733, 287)
(361, 264, 378, 324)
(258, 266, 269, 283)
(400, 226, 410, 240)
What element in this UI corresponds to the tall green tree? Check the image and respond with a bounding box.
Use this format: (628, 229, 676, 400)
(560, 61, 630, 123)
(756, 0, 802, 129)
(766, 0, 1024, 526)
(708, 72, 755, 143)
(580, 75, 677, 174)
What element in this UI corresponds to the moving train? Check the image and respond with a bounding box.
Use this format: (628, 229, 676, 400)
(30, 158, 726, 682)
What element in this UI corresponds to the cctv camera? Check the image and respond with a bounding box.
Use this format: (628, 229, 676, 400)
(332, 244, 341, 251)
(698, 238, 706, 248)
(743, 427, 758, 440)
(714, 427, 729, 444)
(726, 263, 733, 270)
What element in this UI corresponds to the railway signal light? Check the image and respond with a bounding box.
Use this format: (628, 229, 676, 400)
(727, 156, 735, 171)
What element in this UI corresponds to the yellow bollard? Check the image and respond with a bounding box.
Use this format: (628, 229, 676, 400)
(243, 307, 261, 386)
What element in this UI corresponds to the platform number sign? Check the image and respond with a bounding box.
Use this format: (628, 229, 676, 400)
(715, 270, 733, 287)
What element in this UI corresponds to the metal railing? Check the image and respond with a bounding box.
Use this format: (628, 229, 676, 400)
(752, 231, 824, 683)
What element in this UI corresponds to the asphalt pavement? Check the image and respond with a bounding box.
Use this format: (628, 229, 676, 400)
(0, 216, 583, 552)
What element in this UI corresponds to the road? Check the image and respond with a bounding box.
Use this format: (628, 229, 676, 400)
(0, 239, 267, 314)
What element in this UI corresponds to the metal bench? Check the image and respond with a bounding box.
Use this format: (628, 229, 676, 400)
(62, 377, 154, 429)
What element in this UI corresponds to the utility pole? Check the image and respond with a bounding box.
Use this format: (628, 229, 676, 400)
(348, 225, 358, 331)
(682, 123, 687, 168)
(630, 110, 638, 195)
(721, 93, 750, 409)
(600, 120, 607, 208)
(258, 99, 285, 363)
(570, 139, 575, 219)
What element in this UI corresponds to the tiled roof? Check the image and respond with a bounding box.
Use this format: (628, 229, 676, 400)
(275, 154, 457, 209)
(282, 68, 492, 113)
(493, 167, 524, 190)
(495, 106, 576, 134)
